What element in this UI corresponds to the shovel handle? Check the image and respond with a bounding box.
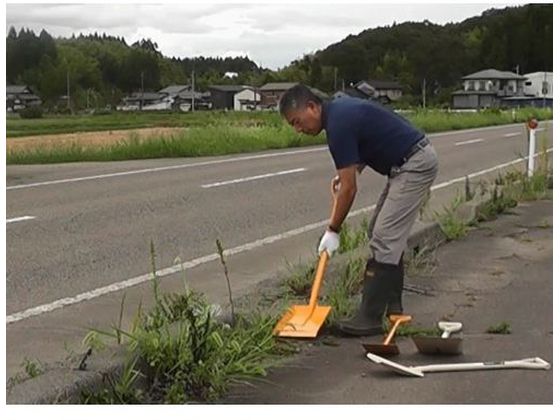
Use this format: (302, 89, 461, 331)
(383, 315, 412, 345)
(308, 187, 336, 308)
(308, 251, 329, 308)
(419, 357, 551, 373)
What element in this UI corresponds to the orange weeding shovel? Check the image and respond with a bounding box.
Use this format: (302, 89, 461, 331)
(273, 251, 332, 338)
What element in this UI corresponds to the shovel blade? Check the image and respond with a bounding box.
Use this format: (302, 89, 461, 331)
(362, 343, 400, 355)
(412, 336, 464, 355)
(273, 305, 331, 338)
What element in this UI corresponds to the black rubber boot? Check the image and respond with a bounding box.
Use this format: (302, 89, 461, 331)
(387, 255, 404, 315)
(337, 259, 399, 336)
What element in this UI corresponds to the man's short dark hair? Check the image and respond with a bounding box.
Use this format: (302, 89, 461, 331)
(279, 84, 322, 116)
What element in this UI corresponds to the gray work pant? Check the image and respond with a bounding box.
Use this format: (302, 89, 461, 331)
(368, 140, 438, 265)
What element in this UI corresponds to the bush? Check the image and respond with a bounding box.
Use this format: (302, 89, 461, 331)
(18, 106, 43, 119)
(93, 108, 114, 116)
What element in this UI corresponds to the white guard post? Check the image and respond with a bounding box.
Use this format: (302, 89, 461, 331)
(527, 118, 538, 177)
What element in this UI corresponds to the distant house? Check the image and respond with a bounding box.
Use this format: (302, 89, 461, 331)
(234, 88, 261, 111)
(118, 92, 169, 111)
(309, 87, 330, 101)
(353, 80, 403, 103)
(208, 85, 247, 110)
(7, 85, 42, 112)
(333, 87, 370, 100)
(174, 90, 212, 111)
(259, 82, 298, 109)
(159, 85, 190, 98)
(515, 71, 553, 107)
(451, 69, 527, 109)
(258, 83, 328, 109)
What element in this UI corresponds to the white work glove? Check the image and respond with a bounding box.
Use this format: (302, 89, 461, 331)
(318, 229, 340, 257)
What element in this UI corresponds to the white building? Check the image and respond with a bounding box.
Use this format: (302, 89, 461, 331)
(234, 88, 261, 111)
(523, 72, 553, 98)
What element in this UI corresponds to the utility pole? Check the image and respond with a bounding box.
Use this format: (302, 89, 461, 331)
(66, 70, 70, 111)
(253, 80, 257, 111)
(422, 78, 426, 109)
(191, 68, 195, 112)
(140, 71, 144, 111)
(542, 71, 548, 108)
(334, 67, 338, 92)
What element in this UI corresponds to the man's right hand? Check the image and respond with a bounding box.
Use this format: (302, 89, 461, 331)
(318, 229, 340, 257)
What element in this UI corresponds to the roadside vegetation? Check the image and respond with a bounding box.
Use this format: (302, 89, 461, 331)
(7, 107, 552, 164)
(80, 243, 296, 404)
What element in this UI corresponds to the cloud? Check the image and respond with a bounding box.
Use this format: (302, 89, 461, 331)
(6, 3, 508, 69)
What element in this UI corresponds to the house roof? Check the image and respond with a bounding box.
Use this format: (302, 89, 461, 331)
(523, 71, 553, 78)
(177, 91, 203, 100)
(451, 90, 497, 95)
(501, 95, 539, 101)
(310, 87, 329, 100)
(462, 69, 526, 80)
(358, 80, 403, 90)
(209, 85, 248, 93)
(159, 85, 190, 95)
(18, 93, 41, 100)
(125, 92, 167, 101)
(260, 82, 298, 91)
(333, 88, 370, 99)
(7, 85, 32, 94)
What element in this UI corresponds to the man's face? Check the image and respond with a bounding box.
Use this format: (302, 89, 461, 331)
(284, 101, 322, 136)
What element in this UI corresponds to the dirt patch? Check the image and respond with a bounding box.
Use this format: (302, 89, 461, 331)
(7, 127, 186, 152)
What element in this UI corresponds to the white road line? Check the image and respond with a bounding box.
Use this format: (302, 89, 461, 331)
(6, 147, 552, 325)
(428, 121, 549, 137)
(504, 133, 519, 138)
(8, 122, 551, 191)
(6, 147, 327, 191)
(201, 168, 307, 188)
(6, 216, 35, 224)
(455, 138, 485, 146)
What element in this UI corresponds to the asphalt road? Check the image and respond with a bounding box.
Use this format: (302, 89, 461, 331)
(5, 121, 553, 378)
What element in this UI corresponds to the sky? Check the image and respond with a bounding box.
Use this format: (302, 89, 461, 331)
(6, 1, 518, 69)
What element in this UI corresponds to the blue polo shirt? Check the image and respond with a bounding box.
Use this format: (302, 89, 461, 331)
(321, 97, 425, 175)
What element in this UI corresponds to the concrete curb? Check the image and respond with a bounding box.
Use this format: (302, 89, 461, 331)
(5, 183, 500, 404)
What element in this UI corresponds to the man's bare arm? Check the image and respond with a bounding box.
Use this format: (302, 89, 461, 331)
(329, 165, 358, 232)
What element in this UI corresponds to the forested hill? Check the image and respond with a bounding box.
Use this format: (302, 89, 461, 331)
(6, 3, 552, 107)
(280, 3, 552, 101)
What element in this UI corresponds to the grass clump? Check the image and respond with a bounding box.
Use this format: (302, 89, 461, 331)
(435, 196, 469, 240)
(486, 321, 512, 335)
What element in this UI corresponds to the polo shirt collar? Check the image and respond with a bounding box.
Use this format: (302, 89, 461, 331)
(321, 100, 330, 130)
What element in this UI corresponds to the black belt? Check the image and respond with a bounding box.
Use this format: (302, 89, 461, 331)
(400, 137, 430, 166)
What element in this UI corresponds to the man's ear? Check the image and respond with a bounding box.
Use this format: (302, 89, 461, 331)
(308, 101, 320, 114)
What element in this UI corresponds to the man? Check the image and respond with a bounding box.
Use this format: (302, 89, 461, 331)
(279, 84, 438, 336)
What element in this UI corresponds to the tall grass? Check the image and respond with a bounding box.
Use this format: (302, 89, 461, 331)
(7, 107, 553, 164)
(409, 107, 552, 133)
(7, 125, 321, 164)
